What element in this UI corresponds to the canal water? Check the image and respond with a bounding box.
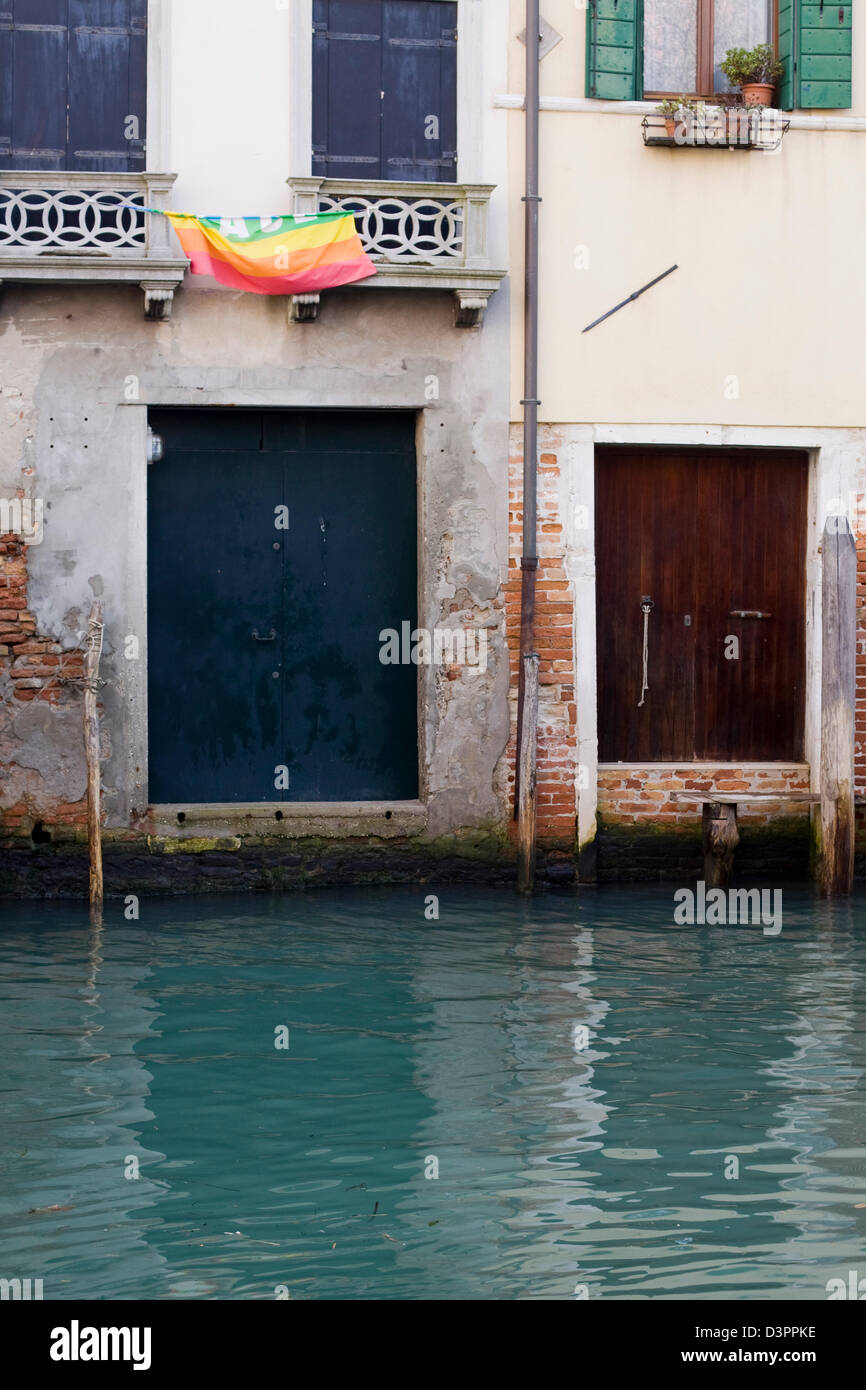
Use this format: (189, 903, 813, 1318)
(1, 885, 864, 1301)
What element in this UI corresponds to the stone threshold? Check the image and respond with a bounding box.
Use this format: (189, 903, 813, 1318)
(146, 800, 428, 840)
(598, 762, 810, 772)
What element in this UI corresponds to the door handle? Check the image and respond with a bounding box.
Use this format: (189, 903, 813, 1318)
(251, 628, 277, 641)
(729, 610, 771, 619)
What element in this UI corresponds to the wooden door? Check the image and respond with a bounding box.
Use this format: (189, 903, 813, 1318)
(595, 447, 807, 762)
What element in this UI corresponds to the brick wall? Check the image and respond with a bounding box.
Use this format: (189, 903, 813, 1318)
(0, 531, 87, 834)
(504, 427, 577, 850)
(598, 764, 812, 826)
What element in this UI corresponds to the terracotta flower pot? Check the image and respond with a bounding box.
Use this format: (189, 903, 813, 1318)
(742, 82, 773, 107)
(664, 118, 677, 138)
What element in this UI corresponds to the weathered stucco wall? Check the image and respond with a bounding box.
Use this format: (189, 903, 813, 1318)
(505, 0, 866, 427)
(0, 276, 514, 887)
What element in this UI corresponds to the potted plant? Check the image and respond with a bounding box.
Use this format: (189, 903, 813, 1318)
(719, 44, 783, 107)
(656, 97, 694, 139)
(656, 98, 681, 138)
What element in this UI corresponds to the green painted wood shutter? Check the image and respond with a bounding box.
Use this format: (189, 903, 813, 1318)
(586, 0, 643, 100)
(779, 1, 852, 109)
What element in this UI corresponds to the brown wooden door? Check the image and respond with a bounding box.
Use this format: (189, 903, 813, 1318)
(595, 447, 807, 762)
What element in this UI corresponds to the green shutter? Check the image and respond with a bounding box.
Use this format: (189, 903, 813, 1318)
(586, 0, 643, 100)
(778, 0, 796, 108)
(778, 0, 851, 110)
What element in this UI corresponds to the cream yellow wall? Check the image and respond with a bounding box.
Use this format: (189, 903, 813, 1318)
(507, 0, 866, 426)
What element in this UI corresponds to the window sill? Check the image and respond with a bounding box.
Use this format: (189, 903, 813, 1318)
(494, 94, 866, 130)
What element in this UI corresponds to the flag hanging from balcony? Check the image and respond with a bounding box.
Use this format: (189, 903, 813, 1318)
(163, 210, 376, 295)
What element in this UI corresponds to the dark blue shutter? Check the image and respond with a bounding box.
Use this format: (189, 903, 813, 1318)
(67, 0, 147, 171)
(2, 1, 69, 170)
(313, 0, 383, 179)
(382, 1, 456, 181)
(313, 0, 457, 182)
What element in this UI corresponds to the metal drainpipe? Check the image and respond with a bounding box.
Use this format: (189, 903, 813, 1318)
(515, 0, 540, 834)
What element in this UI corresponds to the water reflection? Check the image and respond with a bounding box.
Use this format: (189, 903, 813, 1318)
(0, 887, 864, 1300)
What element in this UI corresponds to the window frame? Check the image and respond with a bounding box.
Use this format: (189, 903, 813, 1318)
(642, 0, 779, 100)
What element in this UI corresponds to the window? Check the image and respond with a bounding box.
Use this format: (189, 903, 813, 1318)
(312, 0, 457, 183)
(586, 0, 852, 110)
(643, 0, 771, 97)
(0, 0, 147, 171)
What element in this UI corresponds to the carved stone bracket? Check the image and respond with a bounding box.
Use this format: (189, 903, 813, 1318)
(141, 281, 176, 321)
(453, 290, 491, 328)
(289, 292, 321, 323)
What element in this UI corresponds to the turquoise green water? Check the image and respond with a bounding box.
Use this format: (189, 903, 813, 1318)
(1, 885, 865, 1301)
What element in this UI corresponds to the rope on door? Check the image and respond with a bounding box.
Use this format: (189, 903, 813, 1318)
(638, 596, 654, 708)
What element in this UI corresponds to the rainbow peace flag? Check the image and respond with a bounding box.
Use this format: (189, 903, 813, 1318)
(164, 210, 377, 295)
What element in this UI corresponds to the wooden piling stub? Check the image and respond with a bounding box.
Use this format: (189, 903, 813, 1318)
(516, 652, 539, 894)
(818, 517, 856, 896)
(702, 801, 739, 888)
(83, 599, 104, 922)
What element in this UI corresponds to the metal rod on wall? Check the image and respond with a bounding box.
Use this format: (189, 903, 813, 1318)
(516, 0, 540, 894)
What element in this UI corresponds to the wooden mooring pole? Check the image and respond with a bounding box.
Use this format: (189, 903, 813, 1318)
(83, 600, 104, 922)
(817, 517, 855, 896)
(702, 801, 739, 889)
(517, 652, 539, 893)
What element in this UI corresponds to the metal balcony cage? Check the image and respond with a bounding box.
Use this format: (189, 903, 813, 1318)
(642, 109, 790, 151)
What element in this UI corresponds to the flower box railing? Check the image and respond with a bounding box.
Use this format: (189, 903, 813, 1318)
(642, 109, 789, 152)
(286, 177, 505, 326)
(0, 172, 188, 318)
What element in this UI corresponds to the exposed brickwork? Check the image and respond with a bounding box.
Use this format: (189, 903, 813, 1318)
(504, 427, 577, 849)
(598, 764, 812, 826)
(0, 531, 87, 834)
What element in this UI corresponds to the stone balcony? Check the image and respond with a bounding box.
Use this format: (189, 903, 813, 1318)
(0, 171, 187, 319)
(286, 177, 506, 326)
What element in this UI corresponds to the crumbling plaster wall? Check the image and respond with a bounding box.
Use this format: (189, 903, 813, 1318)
(0, 276, 511, 839)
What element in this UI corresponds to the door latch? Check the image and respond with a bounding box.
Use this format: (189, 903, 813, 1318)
(729, 610, 772, 619)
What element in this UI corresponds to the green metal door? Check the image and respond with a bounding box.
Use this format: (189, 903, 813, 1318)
(148, 410, 418, 803)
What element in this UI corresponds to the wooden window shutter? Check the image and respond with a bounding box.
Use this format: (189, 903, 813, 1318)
(1, 0, 69, 170)
(586, 0, 643, 101)
(312, 0, 384, 179)
(313, 0, 457, 182)
(382, 0, 457, 182)
(779, 0, 852, 110)
(67, 0, 147, 171)
(0, 1, 146, 172)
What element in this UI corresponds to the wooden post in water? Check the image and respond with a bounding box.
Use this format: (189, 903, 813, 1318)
(83, 600, 104, 922)
(517, 652, 539, 893)
(702, 801, 739, 888)
(818, 517, 855, 896)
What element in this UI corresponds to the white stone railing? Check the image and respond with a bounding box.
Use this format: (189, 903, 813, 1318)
(0, 172, 187, 318)
(0, 183, 146, 249)
(285, 178, 502, 325)
(319, 186, 464, 262)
